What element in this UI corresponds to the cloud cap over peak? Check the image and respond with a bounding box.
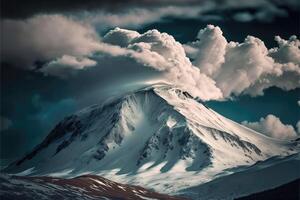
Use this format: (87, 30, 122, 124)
(1, 15, 299, 101)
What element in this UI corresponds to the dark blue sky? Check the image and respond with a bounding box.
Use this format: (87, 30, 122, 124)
(0, 4, 299, 166)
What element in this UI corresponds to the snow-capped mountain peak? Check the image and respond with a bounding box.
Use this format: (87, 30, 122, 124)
(4, 85, 299, 194)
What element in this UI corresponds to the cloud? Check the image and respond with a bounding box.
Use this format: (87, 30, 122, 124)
(242, 115, 298, 139)
(232, 12, 255, 22)
(0, 116, 12, 132)
(2, 0, 299, 20)
(0, 6, 213, 68)
(40, 55, 97, 78)
(185, 25, 300, 98)
(269, 36, 300, 65)
(1, 15, 101, 68)
(102, 27, 140, 47)
(232, 6, 288, 23)
(243, 35, 300, 96)
(80, 6, 205, 31)
(1, 15, 299, 100)
(10, 22, 222, 100)
(39, 27, 223, 100)
(184, 25, 227, 77)
(1, 0, 205, 19)
(102, 28, 223, 100)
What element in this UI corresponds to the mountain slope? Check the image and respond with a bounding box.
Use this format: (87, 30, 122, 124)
(0, 174, 186, 200)
(179, 153, 300, 199)
(3, 85, 299, 195)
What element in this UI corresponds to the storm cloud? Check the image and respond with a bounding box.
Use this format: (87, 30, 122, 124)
(2, 0, 299, 19)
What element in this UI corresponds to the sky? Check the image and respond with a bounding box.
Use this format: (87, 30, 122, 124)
(0, 0, 299, 167)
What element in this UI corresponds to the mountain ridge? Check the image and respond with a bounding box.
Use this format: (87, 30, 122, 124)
(0, 173, 187, 200)
(3, 84, 299, 197)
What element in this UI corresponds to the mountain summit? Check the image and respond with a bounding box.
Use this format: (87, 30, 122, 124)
(4, 85, 299, 196)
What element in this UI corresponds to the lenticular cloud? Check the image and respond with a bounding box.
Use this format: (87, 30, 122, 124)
(40, 26, 223, 101)
(101, 27, 223, 100)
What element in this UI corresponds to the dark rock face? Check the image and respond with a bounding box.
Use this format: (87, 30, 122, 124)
(207, 127, 262, 156)
(137, 125, 212, 170)
(0, 174, 188, 200)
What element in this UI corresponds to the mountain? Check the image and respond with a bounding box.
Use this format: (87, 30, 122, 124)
(178, 153, 300, 199)
(3, 85, 299, 199)
(0, 173, 186, 200)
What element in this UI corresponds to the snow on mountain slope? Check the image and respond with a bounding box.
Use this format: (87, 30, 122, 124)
(178, 153, 300, 200)
(0, 174, 186, 200)
(3, 85, 299, 195)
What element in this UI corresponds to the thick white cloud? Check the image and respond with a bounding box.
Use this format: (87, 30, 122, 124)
(242, 115, 298, 139)
(185, 25, 300, 98)
(245, 35, 300, 95)
(1, 15, 101, 68)
(216, 36, 276, 97)
(36, 26, 222, 100)
(185, 25, 227, 77)
(102, 28, 140, 47)
(101, 28, 223, 100)
(269, 36, 300, 65)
